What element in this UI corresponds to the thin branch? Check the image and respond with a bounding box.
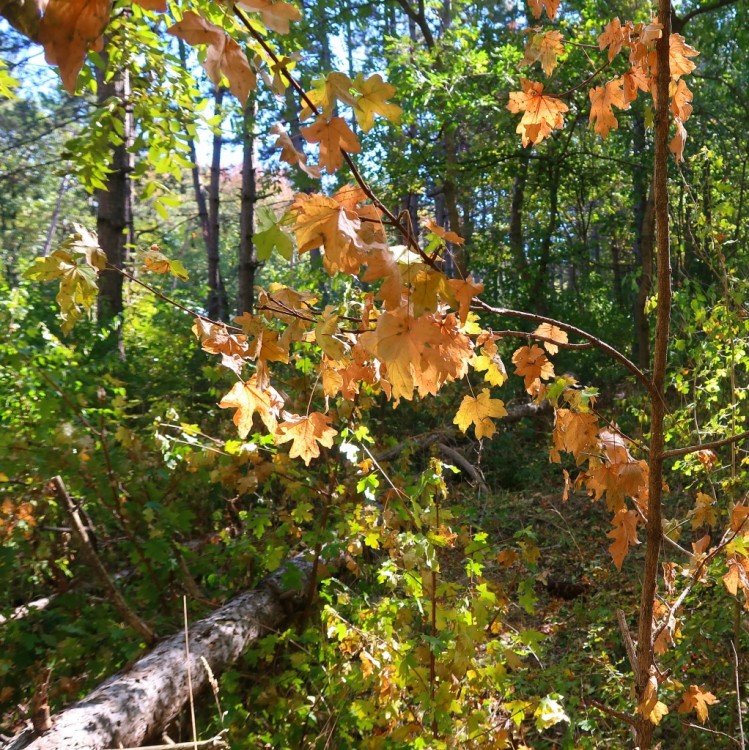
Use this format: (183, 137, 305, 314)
(474, 300, 660, 402)
(583, 697, 637, 728)
(52, 476, 156, 644)
(492, 329, 592, 350)
(105, 735, 228, 750)
(663, 430, 749, 460)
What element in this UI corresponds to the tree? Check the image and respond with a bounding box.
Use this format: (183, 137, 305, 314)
(4, 0, 749, 748)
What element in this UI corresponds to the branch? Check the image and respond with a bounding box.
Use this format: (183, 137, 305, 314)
(474, 300, 660, 402)
(52, 476, 156, 645)
(583, 698, 637, 728)
(662, 429, 749, 460)
(107, 736, 227, 750)
(674, 0, 738, 30)
(492, 329, 592, 350)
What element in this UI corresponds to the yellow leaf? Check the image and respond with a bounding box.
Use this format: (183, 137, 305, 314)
(275, 412, 337, 465)
(448, 276, 483, 325)
(315, 306, 347, 360)
(300, 71, 356, 120)
(352, 73, 402, 132)
(453, 388, 507, 440)
(522, 30, 564, 77)
(236, 0, 301, 34)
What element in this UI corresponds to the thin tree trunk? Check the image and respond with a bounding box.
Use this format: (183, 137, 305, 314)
(634, 0, 672, 745)
(237, 95, 258, 315)
(42, 174, 67, 257)
(206, 85, 228, 321)
(509, 152, 529, 278)
(95, 51, 132, 327)
(634, 185, 655, 370)
(529, 161, 558, 314)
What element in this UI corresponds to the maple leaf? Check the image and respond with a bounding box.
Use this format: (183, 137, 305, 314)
(300, 71, 357, 120)
(275, 412, 337, 465)
(607, 508, 639, 570)
(424, 218, 464, 245)
(669, 33, 699, 78)
(551, 409, 598, 462)
(403, 266, 453, 317)
(521, 30, 564, 77)
(527, 0, 560, 21)
(270, 123, 321, 179)
(292, 192, 365, 275)
(352, 73, 402, 132)
(142, 247, 189, 280)
(670, 79, 693, 121)
(598, 18, 627, 62)
(472, 340, 508, 387)
(678, 685, 718, 724)
(254, 206, 294, 261)
(507, 79, 568, 147)
(236, 0, 301, 34)
(533, 322, 567, 355)
(453, 389, 507, 440)
(167, 12, 255, 104)
(448, 276, 484, 325)
(723, 556, 749, 596)
(670, 117, 687, 161)
(589, 78, 626, 138)
(512, 344, 555, 392)
(622, 65, 650, 105)
(300, 116, 361, 173)
(690, 492, 717, 529)
(37, 0, 110, 93)
(193, 318, 249, 357)
(361, 247, 403, 310)
(218, 376, 284, 437)
(314, 306, 347, 360)
(23, 225, 107, 333)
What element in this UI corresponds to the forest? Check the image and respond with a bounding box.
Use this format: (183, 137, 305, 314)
(1, 0, 748, 747)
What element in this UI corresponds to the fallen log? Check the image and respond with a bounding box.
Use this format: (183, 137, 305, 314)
(8, 562, 314, 750)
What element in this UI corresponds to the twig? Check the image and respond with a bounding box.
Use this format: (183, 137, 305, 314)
(733, 640, 746, 750)
(583, 697, 636, 728)
(491, 329, 592, 349)
(184, 596, 198, 750)
(474, 300, 660, 403)
(681, 722, 741, 745)
(435, 442, 489, 494)
(105, 735, 228, 750)
(617, 609, 640, 681)
(52, 476, 156, 644)
(662, 430, 749, 460)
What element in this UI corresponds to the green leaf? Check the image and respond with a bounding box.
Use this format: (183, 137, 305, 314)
(254, 206, 294, 261)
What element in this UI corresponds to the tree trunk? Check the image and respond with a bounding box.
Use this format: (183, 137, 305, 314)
(95, 51, 133, 327)
(634, 0, 672, 745)
(509, 152, 529, 279)
(13, 564, 315, 750)
(237, 95, 259, 315)
(529, 161, 558, 314)
(206, 85, 228, 322)
(634, 184, 655, 370)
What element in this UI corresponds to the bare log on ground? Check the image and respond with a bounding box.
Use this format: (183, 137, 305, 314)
(11, 562, 313, 750)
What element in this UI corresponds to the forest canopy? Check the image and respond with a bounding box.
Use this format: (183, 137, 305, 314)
(1, 0, 749, 748)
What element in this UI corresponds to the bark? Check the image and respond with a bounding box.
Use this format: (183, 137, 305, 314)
(41, 174, 68, 256)
(237, 95, 259, 315)
(634, 0, 672, 745)
(206, 86, 228, 322)
(633, 184, 655, 370)
(95, 50, 133, 325)
(529, 161, 558, 314)
(509, 152, 529, 279)
(12, 562, 316, 750)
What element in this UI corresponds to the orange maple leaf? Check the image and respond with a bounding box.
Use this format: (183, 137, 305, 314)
(678, 685, 718, 724)
(292, 193, 364, 275)
(275, 412, 337, 465)
(607, 508, 639, 570)
(361, 247, 403, 310)
(527, 0, 560, 21)
(533, 322, 567, 355)
(424, 218, 464, 245)
(669, 33, 699, 78)
(669, 117, 687, 161)
(37, 0, 110, 93)
(453, 389, 507, 440)
(598, 18, 628, 62)
(521, 30, 565, 77)
(622, 65, 650, 105)
(448, 276, 484, 325)
(589, 78, 626, 138)
(192, 318, 249, 357)
(300, 116, 361, 174)
(551, 409, 598, 462)
(512, 344, 555, 392)
(270, 123, 321, 179)
(236, 0, 301, 34)
(167, 12, 255, 103)
(507, 79, 568, 147)
(219, 376, 284, 437)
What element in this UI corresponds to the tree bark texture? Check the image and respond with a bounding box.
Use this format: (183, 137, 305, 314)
(14, 566, 312, 750)
(206, 85, 228, 322)
(634, 0, 672, 746)
(95, 52, 133, 323)
(237, 95, 258, 315)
